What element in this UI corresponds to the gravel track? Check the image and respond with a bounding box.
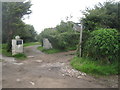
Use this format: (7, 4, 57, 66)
(2, 45, 118, 88)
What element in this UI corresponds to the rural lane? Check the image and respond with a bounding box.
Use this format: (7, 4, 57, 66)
(2, 45, 118, 88)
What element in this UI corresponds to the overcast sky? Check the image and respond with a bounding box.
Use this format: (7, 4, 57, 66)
(23, 0, 118, 33)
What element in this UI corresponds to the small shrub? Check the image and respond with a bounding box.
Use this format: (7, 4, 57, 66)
(83, 29, 120, 63)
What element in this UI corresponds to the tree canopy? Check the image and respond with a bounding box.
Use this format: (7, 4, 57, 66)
(2, 1, 37, 51)
(82, 1, 120, 32)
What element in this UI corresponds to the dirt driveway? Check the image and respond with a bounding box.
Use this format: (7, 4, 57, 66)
(2, 45, 118, 88)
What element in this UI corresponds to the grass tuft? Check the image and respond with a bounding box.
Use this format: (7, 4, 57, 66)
(23, 42, 41, 47)
(0, 44, 12, 57)
(70, 56, 118, 76)
(13, 53, 27, 60)
(37, 46, 63, 54)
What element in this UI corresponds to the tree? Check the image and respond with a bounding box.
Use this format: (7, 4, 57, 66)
(37, 28, 57, 45)
(2, 1, 32, 51)
(82, 1, 120, 32)
(23, 24, 37, 42)
(56, 21, 74, 33)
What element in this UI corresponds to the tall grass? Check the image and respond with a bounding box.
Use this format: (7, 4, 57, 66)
(37, 46, 63, 54)
(71, 56, 118, 76)
(23, 42, 41, 47)
(0, 44, 12, 56)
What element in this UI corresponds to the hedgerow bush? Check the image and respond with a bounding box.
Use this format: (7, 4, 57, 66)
(37, 21, 80, 51)
(83, 29, 119, 63)
(37, 28, 58, 46)
(48, 32, 80, 50)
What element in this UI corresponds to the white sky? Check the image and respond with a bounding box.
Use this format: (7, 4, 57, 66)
(23, 0, 119, 33)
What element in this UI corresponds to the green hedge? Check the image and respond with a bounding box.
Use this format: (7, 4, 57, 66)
(48, 32, 80, 50)
(83, 29, 120, 63)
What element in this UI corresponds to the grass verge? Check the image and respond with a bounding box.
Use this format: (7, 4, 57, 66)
(0, 42, 40, 58)
(70, 56, 118, 76)
(13, 53, 27, 60)
(1, 44, 27, 60)
(23, 42, 41, 47)
(0, 44, 12, 57)
(37, 46, 63, 54)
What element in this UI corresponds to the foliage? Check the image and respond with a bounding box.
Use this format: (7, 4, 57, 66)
(1, 44, 12, 57)
(37, 46, 63, 54)
(22, 24, 37, 43)
(2, 48, 12, 57)
(83, 29, 120, 63)
(37, 28, 58, 45)
(0, 49, 1, 54)
(48, 32, 79, 50)
(2, 2, 37, 52)
(12, 24, 38, 43)
(76, 30, 90, 57)
(0, 44, 2, 53)
(37, 21, 79, 51)
(82, 1, 120, 32)
(13, 53, 27, 60)
(37, 46, 44, 51)
(23, 42, 41, 47)
(71, 56, 119, 75)
(56, 21, 74, 33)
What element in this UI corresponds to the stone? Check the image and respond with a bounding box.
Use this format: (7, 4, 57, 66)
(61, 66, 87, 78)
(16, 78, 21, 82)
(43, 38, 52, 49)
(81, 73, 86, 76)
(35, 60, 42, 63)
(30, 81, 35, 86)
(15, 36, 20, 39)
(27, 56, 34, 58)
(62, 74, 65, 77)
(13, 63, 23, 65)
(77, 76, 82, 79)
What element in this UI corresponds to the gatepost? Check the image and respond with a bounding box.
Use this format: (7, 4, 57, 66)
(12, 36, 23, 55)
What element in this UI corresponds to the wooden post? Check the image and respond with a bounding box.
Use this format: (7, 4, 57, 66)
(79, 23, 83, 57)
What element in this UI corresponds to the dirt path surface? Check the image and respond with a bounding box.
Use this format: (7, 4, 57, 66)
(2, 45, 118, 88)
